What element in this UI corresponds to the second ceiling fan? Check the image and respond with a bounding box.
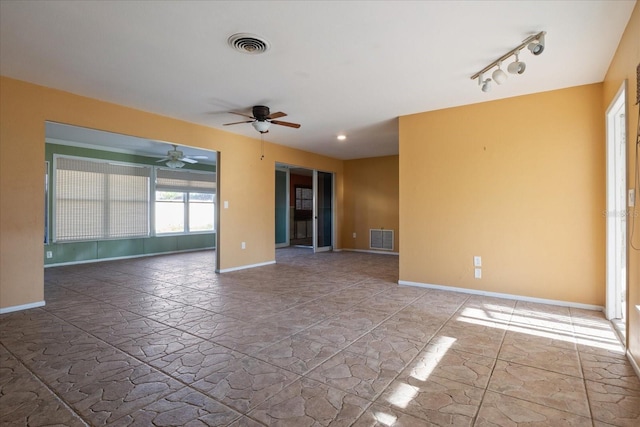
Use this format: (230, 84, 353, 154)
(223, 105, 301, 134)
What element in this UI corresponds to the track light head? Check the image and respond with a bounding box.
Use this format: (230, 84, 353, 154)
(527, 33, 545, 55)
(507, 52, 526, 74)
(492, 63, 507, 85)
(481, 78, 492, 92)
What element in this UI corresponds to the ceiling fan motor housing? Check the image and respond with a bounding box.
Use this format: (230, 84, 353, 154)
(252, 105, 270, 121)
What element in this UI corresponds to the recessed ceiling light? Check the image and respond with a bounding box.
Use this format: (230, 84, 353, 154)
(337, 135, 346, 141)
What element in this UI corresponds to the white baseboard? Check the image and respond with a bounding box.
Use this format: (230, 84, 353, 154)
(341, 248, 399, 256)
(0, 300, 46, 314)
(217, 260, 276, 273)
(628, 349, 640, 380)
(398, 280, 604, 311)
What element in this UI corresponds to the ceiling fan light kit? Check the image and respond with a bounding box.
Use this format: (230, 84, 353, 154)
(471, 31, 546, 93)
(223, 105, 301, 134)
(155, 144, 208, 169)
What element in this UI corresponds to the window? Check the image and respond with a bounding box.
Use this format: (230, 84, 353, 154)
(54, 156, 151, 242)
(155, 191, 185, 233)
(155, 168, 216, 234)
(295, 185, 313, 220)
(53, 156, 215, 241)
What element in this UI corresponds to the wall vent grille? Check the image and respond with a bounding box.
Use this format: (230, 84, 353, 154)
(370, 229, 394, 251)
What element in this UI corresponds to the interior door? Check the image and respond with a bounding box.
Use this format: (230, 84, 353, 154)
(314, 170, 333, 252)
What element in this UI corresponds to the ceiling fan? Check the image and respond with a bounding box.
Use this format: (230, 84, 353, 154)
(155, 144, 208, 169)
(223, 105, 301, 134)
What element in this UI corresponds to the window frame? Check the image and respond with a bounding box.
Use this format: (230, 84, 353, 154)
(51, 154, 216, 243)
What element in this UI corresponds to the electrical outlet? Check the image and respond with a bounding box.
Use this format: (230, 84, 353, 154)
(352, 232, 356, 238)
(224, 201, 229, 209)
(474, 268, 482, 279)
(473, 256, 482, 267)
(241, 242, 246, 249)
(46, 251, 53, 259)
(629, 189, 636, 207)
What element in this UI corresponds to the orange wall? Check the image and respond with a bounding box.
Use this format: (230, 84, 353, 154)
(399, 84, 605, 306)
(343, 156, 399, 252)
(0, 76, 343, 310)
(603, 1, 640, 367)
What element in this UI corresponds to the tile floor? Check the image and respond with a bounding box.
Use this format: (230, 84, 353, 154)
(1, 248, 639, 426)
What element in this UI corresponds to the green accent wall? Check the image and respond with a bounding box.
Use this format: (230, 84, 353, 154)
(44, 143, 216, 266)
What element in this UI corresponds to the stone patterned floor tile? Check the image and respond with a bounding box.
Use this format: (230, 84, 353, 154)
(108, 297, 187, 317)
(580, 351, 640, 391)
(433, 323, 506, 358)
(54, 305, 142, 331)
(488, 360, 590, 417)
(371, 314, 443, 344)
(179, 313, 249, 341)
(144, 305, 216, 328)
(3, 250, 638, 426)
(60, 363, 183, 426)
(113, 328, 205, 363)
(149, 341, 246, 385)
(376, 375, 483, 426)
(0, 346, 88, 427)
(106, 386, 242, 426)
(346, 330, 423, 364)
(19, 338, 137, 388)
(403, 339, 496, 389)
(294, 318, 370, 349)
(90, 317, 172, 345)
(196, 355, 300, 413)
(585, 380, 640, 426)
(253, 336, 342, 375)
(353, 403, 440, 427)
(307, 349, 408, 401)
(247, 377, 370, 426)
(210, 323, 298, 355)
(475, 391, 593, 426)
(227, 415, 267, 426)
(499, 330, 582, 378)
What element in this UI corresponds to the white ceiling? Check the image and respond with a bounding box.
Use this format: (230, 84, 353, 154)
(1, 1, 636, 160)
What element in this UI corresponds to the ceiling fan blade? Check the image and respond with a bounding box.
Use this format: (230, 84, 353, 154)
(229, 111, 255, 119)
(156, 157, 170, 162)
(223, 120, 254, 126)
(180, 157, 198, 164)
(271, 120, 301, 129)
(188, 155, 208, 159)
(267, 111, 287, 119)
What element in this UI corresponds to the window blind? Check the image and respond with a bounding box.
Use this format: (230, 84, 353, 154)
(156, 168, 216, 193)
(54, 157, 151, 242)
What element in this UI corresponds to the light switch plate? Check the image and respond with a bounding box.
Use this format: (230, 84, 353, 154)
(629, 189, 636, 207)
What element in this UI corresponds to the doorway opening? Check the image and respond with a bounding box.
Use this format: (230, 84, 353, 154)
(44, 122, 220, 269)
(605, 82, 627, 342)
(275, 164, 335, 252)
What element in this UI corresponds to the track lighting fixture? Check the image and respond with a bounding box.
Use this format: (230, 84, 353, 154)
(527, 33, 545, 55)
(471, 31, 546, 93)
(478, 74, 492, 92)
(482, 78, 492, 92)
(492, 62, 507, 85)
(507, 52, 526, 75)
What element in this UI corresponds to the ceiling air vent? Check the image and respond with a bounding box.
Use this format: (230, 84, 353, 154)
(228, 33, 270, 55)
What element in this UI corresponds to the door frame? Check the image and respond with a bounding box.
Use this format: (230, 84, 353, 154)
(605, 81, 628, 322)
(275, 167, 290, 248)
(312, 170, 335, 253)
